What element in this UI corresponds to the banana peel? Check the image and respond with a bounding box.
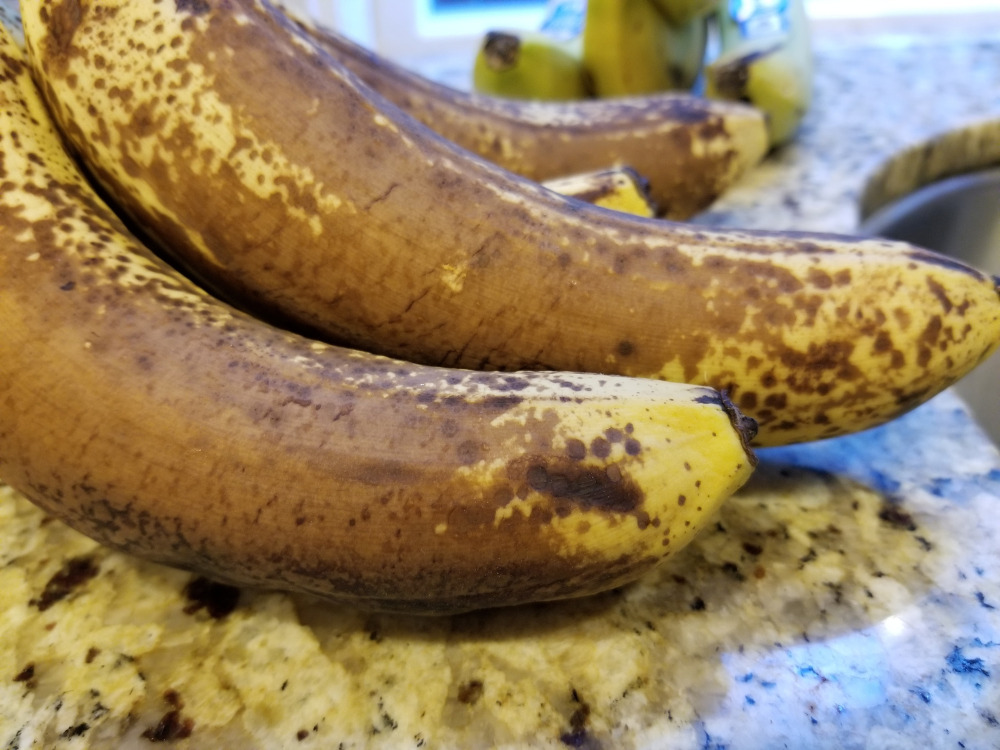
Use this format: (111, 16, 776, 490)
(473, 30, 590, 100)
(705, 0, 813, 147)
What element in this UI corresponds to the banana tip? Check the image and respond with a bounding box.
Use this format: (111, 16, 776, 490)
(718, 390, 759, 462)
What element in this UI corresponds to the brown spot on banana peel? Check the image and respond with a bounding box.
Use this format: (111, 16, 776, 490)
(0, 22, 757, 613)
(20, 0, 1000, 446)
(37, 0, 82, 71)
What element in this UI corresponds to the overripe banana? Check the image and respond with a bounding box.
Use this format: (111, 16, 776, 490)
(22, 0, 1000, 446)
(705, 0, 813, 147)
(472, 30, 590, 101)
(582, 0, 708, 95)
(0, 17, 756, 615)
(543, 166, 658, 217)
(287, 11, 767, 219)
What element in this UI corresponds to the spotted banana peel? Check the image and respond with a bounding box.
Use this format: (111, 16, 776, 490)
(21, 0, 1000, 447)
(0, 15, 758, 614)
(295, 13, 766, 219)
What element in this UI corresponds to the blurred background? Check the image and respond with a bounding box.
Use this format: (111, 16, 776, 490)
(281, 0, 1000, 72)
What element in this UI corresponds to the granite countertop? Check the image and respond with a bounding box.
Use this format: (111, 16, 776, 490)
(3, 27, 1000, 750)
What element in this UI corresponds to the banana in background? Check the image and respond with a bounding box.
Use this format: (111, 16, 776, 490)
(472, 0, 813, 148)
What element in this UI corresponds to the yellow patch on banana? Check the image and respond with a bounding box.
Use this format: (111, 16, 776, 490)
(543, 166, 658, 217)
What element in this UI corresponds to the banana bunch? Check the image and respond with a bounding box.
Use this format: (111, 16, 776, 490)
(473, 0, 711, 100)
(0, 14, 756, 613)
(7, 0, 1000, 615)
(704, 0, 814, 147)
(20, 0, 1000, 449)
(469, 0, 814, 149)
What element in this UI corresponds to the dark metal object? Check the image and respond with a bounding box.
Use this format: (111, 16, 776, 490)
(860, 168, 1000, 444)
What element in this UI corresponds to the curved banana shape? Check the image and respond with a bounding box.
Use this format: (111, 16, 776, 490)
(473, 30, 590, 101)
(287, 10, 768, 219)
(22, 0, 1000, 446)
(0, 19, 755, 615)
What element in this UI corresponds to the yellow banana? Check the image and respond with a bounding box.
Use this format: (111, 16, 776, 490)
(543, 166, 658, 217)
(22, 0, 1000, 446)
(0, 16, 756, 614)
(288, 10, 765, 219)
(472, 29, 590, 101)
(582, 0, 708, 96)
(705, 0, 813, 147)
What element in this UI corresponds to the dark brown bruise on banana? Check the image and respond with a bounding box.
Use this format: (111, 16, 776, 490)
(23, 0, 1000, 446)
(292, 16, 766, 220)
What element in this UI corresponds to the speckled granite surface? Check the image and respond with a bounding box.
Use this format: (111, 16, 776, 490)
(677, 32, 1000, 748)
(4, 29, 1000, 750)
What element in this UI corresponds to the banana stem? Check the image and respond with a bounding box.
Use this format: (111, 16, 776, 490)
(718, 391, 759, 462)
(482, 31, 521, 73)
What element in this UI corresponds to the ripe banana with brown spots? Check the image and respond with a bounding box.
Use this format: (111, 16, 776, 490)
(287, 9, 767, 219)
(22, 0, 1000, 446)
(0, 15, 757, 615)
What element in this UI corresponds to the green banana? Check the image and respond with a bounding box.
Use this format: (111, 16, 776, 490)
(472, 30, 590, 101)
(705, 0, 813, 147)
(582, 0, 709, 96)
